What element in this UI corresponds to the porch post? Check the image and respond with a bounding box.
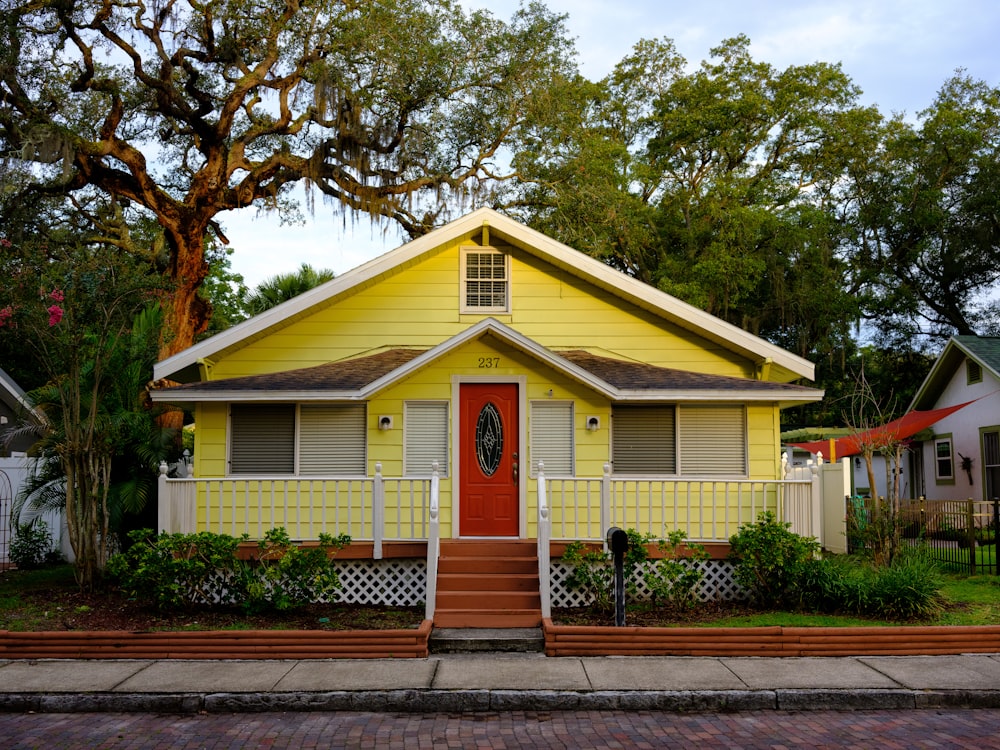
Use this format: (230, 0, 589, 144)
(373, 463, 384, 560)
(536, 461, 551, 619)
(601, 463, 612, 548)
(425, 462, 441, 621)
(156, 461, 170, 533)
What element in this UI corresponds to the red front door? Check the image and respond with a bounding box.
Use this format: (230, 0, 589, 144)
(459, 383, 519, 536)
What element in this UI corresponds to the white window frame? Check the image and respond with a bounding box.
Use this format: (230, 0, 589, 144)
(530, 400, 575, 477)
(460, 246, 510, 314)
(934, 436, 954, 482)
(228, 403, 366, 476)
(404, 401, 450, 476)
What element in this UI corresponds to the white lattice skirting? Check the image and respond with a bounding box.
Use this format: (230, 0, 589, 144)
(333, 559, 426, 606)
(331, 558, 744, 608)
(549, 559, 745, 608)
(175, 559, 744, 608)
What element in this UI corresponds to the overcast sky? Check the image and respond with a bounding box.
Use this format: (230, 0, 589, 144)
(222, 0, 1000, 288)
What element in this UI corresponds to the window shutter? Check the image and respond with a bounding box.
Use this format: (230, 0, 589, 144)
(679, 405, 747, 476)
(405, 402, 449, 476)
(300, 404, 366, 475)
(531, 401, 574, 476)
(612, 406, 676, 474)
(230, 404, 295, 475)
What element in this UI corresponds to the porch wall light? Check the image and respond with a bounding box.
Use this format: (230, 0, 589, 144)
(586, 416, 601, 432)
(379, 415, 394, 431)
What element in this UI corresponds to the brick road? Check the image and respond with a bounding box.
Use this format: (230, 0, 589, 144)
(4, 710, 1000, 749)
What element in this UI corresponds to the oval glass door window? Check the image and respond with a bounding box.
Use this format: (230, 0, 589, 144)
(475, 402, 503, 477)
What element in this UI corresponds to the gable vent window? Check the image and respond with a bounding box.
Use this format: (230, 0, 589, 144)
(968, 359, 983, 385)
(461, 248, 509, 313)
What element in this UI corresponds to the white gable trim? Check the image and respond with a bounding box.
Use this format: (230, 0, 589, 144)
(154, 209, 815, 383)
(910, 337, 1000, 411)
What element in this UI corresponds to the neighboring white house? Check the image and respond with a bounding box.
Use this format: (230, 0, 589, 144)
(908, 336, 1000, 501)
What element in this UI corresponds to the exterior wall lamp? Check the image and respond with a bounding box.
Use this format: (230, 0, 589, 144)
(586, 416, 601, 432)
(379, 416, 394, 431)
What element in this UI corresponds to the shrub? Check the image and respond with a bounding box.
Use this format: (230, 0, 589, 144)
(644, 530, 709, 609)
(239, 528, 350, 613)
(861, 547, 946, 620)
(728, 511, 819, 608)
(9, 519, 54, 570)
(106, 527, 350, 612)
(107, 529, 247, 609)
(562, 529, 652, 612)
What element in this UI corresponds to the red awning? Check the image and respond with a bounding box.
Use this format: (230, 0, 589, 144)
(788, 399, 977, 460)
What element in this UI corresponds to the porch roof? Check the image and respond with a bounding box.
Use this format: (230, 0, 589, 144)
(151, 321, 822, 406)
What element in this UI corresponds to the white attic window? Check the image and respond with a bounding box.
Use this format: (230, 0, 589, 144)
(461, 247, 509, 313)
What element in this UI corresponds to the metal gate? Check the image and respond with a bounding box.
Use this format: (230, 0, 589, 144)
(0, 470, 11, 566)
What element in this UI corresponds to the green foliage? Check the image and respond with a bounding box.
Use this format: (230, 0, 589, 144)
(107, 529, 248, 610)
(561, 530, 652, 612)
(728, 511, 820, 608)
(107, 528, 350, 613)
(563, 529, 711, 612)
(240, 528, 351, 613)
(8, 519, 55, 570)
(644, 530, 710, 609)
(244, 263, 335, 317)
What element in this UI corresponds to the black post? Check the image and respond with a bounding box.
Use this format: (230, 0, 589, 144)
(993, 498, 1000, 575)
(607, 527, 628, 627)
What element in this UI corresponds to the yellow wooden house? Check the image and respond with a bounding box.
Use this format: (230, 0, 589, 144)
(151, 208, 823, 626)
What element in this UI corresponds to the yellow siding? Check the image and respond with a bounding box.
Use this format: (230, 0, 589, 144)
(209, 240, 750, 380)
(186, 233, 796, 541)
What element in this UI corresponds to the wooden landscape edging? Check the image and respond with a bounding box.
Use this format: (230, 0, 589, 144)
(0, 620, 432, 660)
(542, 619, 1000, 657)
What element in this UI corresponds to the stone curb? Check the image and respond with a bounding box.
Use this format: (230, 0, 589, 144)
(4, 689, 1000, 714)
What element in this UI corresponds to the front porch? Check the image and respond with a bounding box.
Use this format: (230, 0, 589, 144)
(157, 460, 831, 625)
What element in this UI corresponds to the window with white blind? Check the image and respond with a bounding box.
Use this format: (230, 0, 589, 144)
(229, 403, 365, 476)
(530, 401, 574, 476)
(300, 404, 366, 475)
(404, 401, 449, 476)
(678, 405, 747, 476)
(461, 247, 509, 313)
(612, 405, 676, 475)
(611, 404, 748, 476)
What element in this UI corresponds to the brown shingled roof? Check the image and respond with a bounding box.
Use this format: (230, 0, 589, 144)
(161, 349, 426, 393)
(558, 350, 817, 394)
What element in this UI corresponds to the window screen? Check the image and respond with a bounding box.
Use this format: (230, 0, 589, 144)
(405, 401, 449, 476)
(230, 404, 295, 475)
(531, 401, 574, 476)
(612, 405, 676, 474)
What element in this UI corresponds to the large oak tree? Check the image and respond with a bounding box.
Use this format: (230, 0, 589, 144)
(1, 0, 574, 356)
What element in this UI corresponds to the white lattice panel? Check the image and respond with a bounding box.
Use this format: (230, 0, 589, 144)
(334, 559, 426, 606)
(551, 559, 746, 607)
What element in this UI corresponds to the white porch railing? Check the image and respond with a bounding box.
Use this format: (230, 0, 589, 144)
(157, 462, 432, 560)
(542, 463, 821, 544)
(425, 462, 441, 621)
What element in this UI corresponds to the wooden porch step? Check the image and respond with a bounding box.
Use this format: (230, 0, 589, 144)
(437, 557, 538, 574)
(432, 610, 543, 629)
(433, 539, 543, 629)
(438, 539, 538, 557)
(436, 573, 541, 592)
(436, 590, 541, 610)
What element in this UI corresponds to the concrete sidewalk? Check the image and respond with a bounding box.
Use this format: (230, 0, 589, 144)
(3, 653, 1000, 713)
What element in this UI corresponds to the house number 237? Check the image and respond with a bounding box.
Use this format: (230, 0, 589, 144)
(478, 357, 501, 368)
